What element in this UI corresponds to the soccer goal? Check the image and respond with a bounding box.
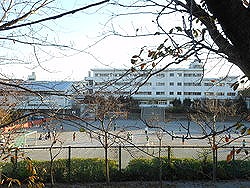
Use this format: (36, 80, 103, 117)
(23, 131, 37, 146)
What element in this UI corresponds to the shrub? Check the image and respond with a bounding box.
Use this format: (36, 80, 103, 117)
(1, 157, 250, 183)
(217, 160, 250, 180)
(171, 158, 211, 180)
(70, 158, 106, 182)
(124, 158, 153, 181)
(1, 158, 118, 184)
(124, 158, 215, 181)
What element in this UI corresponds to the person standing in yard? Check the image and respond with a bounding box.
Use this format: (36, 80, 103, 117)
(73, 132, 76, 141)
(130, 133, 133, 142)
(127, 132, 133, 142)
(47, 131, 51, 140)
(242, 139, 246, 147)
(146, 135, 149, 145)
(145, 127, 148, 135)
(171, 131, 174, 141)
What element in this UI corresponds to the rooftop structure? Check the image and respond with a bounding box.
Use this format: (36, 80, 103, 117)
(27, 72, 36, 81)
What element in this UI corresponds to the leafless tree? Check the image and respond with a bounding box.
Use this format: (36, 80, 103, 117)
(188, 99, 248, 180)
(0, 0, 109, 75)
(142, 98, 249, 181)
(48, 129, 63, 187)
(82, 94, 127, 184)
(104, 0, 250, 87)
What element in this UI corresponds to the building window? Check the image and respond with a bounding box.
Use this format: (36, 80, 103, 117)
(156, 73, 165, 78)
(177, 73, 182, 77)
(96, 73, 110, 77)
(194, 92, 201, 95)
(184, 73, 202, 77)
(227, 92, 236, 96)
(205, 92, 214, 96)
(156, 92, 165, 95)
(156, 82, 165, 86)
(144, 82, 152, 86)
(184, 82, 201, 86)
(177, 82, 182, 86)
(184, 92, 201, 95)
(177, 92, 182, 95)
(216, 92, 225, 96)
(170, 73, 174, 77)
(136, 92, 152, 95)
(184, 82, 192, 86)
(184, 73, 192, 77)
(158, 101, 167, 105)
(169, 92, 174, 95)
(170, 82, 174, 86)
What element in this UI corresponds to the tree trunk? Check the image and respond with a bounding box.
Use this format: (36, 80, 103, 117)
(159, 139, 162, 188)
(205, 0, 250, 78)
(49, 147, 54, 188)
(104, 132, 110, 185)
(212, 115, 217, 182)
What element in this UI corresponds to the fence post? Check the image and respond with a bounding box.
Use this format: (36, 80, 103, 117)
(232, 146, 236, 178)
(168, 146, 172, 181)
(67, 146, 71, 182)
(13, 148, 18, 177)
(212, 146, 217, 182)
(215, 147, 218, 179)
(167, 146, 171, 164)
(118, 145, 122, 173)
(232, 146, 235, 161)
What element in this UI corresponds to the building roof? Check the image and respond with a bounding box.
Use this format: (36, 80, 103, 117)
(21, 81, 75, 92)
(0, 80, 76, 93)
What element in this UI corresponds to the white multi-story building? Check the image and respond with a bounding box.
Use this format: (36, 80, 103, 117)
(85, 60, 238, 107)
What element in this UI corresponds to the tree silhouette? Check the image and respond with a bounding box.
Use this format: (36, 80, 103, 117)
(107, 0, 250, 85)
(0, 0, 109, 67)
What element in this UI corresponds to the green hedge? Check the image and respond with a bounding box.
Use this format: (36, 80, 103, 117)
(123, 157, 212, 181)
(1, 157, 250, 184)
(124, 157, 250, 181)
(1, 158, 118, 183)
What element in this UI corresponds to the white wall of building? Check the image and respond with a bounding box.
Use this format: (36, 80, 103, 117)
(85, 61, 238, 107)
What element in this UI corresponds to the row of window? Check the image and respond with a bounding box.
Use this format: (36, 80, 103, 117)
(94, 72, 203, 78)
(136, 82, 228, 87)
(140, 101, 168, 105)
(94, 73, 123, 77)
(156, 73, 202, 78)
(136, 91, 236, 96)
(93, 81, 232, 87)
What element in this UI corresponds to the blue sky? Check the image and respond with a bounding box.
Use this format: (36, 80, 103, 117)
(1, 1, 153, 81)
(2, 0, 166, 81)
(1, 0, 244, 81)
